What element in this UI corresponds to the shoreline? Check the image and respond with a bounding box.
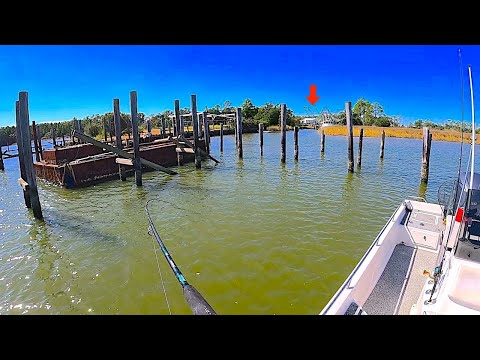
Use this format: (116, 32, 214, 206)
(319, 125, 480, 144)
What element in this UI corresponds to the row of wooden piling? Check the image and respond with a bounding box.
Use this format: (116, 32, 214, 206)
(343, 100, 431, 183)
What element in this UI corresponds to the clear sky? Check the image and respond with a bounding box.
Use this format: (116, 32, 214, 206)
(0, 45, 478, 127)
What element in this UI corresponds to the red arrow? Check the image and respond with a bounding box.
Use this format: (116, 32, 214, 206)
(306, 84, 320, 105)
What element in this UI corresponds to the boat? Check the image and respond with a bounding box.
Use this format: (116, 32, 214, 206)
(319, 108, 337, 127)
(320, 63, 479, 315)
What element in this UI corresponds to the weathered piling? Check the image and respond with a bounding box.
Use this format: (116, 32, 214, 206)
(174, 100, 183, 166)
(32, 121, 41, 162)
(146, 119, 152, 142)
(294, 126, 299, 161)
(202, 111, 210, 154)
(18, 92, 43, 220)
(51, 127, 57, 148)
(191, 95, 201, 169)
(321, 129, 325, 153)
(220, 123, 224, 152)
(130, 91, 142, 186)
(36, 127, 43, 158)
(161, 117, 166, 139)
(380, 130, 385, 159)
(346, 101, 354, 173)
(198, 114, 203, 139)
(175, 100, 181, 137)
(421, 127, 432, 183)
(0, 146, 4, 170)
(357, 128, 364, 167)
(259, 123, 264, 156)
(15, 100, 30, 208)
(113, 98, 126, 181)
(280, 104, 287, 163)
(62, 134, 66, 147)
(234, 113, 238, 149)
(179, 113, 184, 138)
(168, 122, 172, 138)
(236, 107, 243, 159)
(103, 118, 108, 142)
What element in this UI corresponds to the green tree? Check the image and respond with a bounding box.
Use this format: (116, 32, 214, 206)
(241, 98, 258, 119)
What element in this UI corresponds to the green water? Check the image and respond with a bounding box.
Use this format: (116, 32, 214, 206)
(0, 130, 476, 314)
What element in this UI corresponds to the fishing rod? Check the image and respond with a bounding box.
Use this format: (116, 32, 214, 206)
(145, 200, 217, 315)
(428, 55, 470, 303)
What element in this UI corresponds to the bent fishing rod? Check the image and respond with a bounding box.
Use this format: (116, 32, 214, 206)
(145, 200, 216, 315)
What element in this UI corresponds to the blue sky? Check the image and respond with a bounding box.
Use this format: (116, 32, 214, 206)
(0, 45, 478, 127)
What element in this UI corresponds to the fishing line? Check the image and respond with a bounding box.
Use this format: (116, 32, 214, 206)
(151, 230, 172, 315)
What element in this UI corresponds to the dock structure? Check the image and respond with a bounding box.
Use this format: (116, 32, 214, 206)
(30, 94, 218, 188)
(17, 92, 43, 220)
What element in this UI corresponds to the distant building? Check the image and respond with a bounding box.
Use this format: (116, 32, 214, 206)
(300, 117, 318, 126)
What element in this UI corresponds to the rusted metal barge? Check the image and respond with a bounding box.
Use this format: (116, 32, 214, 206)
(33, 137, 205, 188)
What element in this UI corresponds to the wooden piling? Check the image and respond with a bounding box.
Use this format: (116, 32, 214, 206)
(259, 123, 264, 156)
(380, 130, 385, 159)
(36, 126, 43, 158)
(421, 127, 432, 183)
(15, 101, 30, 208)
(357, 128, 364, 167)
(346, 101, 354, 173)
(0, 145, 4, 171)
(198, 114, 204, 140)
(202, 111, 210, 154)
(51, 127, 57, 148)
(103, 118, 108, 142)
(62, 134, 66, 147)
(18, 92, 43, 220)
(32, 121, 41, 162)
(294, 126, 299, 161)
(161, 117, 166, 139)
(191, 95, 201, 169)
(174, 100, 183, 166)
(321, 129, 325, 153)
(174, 100, 181, 136)
(113, 98, 126, 181)
(236, 108, 243, 159)
(179, 114, 184, 138)
(280, 104, 287, 163)
(130, 91, 142, 186)
(234, 113, 238, 149)
(220, 123, 224, 152)
(109, 118, 113, 143)
(168, 122, 172, 138)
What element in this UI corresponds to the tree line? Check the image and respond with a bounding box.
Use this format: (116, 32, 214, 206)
(2, 97, 472, 147)
(0, 99, 301, 147)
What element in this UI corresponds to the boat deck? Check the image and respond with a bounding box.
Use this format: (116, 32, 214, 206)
(362, 244, 437, 315)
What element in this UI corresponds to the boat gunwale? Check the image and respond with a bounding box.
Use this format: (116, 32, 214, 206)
(320, 203, 404, 314)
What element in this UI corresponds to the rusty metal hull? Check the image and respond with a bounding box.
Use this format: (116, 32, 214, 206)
(34, 140, 204, 188)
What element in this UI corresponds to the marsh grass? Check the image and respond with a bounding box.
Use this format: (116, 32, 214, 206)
(321, 126, 478, 143)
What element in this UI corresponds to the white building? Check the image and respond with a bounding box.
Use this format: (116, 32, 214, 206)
(300, 117, 318, 126)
